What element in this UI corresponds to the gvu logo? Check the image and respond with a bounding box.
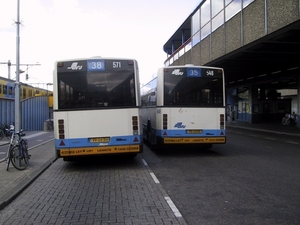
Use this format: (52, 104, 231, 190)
(174, 122, 186, 128)
(67, 62, 83, 70)
(172, 69, 183, 76)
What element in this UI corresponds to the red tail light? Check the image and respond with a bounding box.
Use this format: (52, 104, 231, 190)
(58, 119, 65, 139)
(163, 114, 168, 129)
(220, 114, 225, 129)
(132, 116, 138, 135)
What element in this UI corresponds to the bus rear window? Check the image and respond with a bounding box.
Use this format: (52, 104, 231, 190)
(163, 76, 223, 107)
(58, 71, 136, 109)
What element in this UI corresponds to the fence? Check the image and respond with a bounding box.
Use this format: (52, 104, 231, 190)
(0, 96, 50, 131)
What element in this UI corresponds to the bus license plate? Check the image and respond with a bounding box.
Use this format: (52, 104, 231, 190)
(89, 137, 110, 143)
(186, 130, 202, 134)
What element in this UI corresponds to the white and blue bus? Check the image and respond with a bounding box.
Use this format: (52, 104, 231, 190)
(140, 64, 226, 148)
(53, 57, 143, 160)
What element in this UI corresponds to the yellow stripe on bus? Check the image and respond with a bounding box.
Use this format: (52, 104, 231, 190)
(164, 137, 226, 144)
(59, 145, 140, 156)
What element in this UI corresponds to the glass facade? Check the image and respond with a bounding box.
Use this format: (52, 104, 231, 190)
(165, 0, 255, 66)
(191, 0, 255, 47)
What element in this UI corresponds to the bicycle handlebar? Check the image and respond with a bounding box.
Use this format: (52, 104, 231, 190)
(8, 129, 26, 137)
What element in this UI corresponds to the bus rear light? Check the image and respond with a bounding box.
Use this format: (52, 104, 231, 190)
(58, 119, 65, 139)
(220, 114, 225, 129)
(163, 114, 168, 129)
(132, 116, 138, 135)
(220, 114, 224, 122)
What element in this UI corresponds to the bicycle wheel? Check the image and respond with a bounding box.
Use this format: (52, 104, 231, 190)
(0, 130, 4, 141)
(10, 145, 29, 170)
(22, 139, 30, 163)
(5, 146, 11, 171)
(5, 144, 13, 171)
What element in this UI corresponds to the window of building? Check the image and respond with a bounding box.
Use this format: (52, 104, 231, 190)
(192, 31, 200, 47)
(225, 0, 234, 6)
(212, 0, 224, 18)
(243, 0, 255, 8)
(192, 9, 200, 35)
(185, 41, 192, 52)
(179, 48, 185, 57)
(174, 52, 179, 61)
(201, 0, 211, 28)
(212, 10, 224, 32)
(201, 23, 211, 40)
(225, 0, 241, 21)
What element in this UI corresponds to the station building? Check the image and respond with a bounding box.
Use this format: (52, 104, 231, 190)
(163, 0, 300, 125)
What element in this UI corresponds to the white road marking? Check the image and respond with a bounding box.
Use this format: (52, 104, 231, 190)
(150, 172, 160, 184)
(249, 134, 258, 137)
(25, 132, 47, 138)
(140, 157, 183, 219)
(165, 197, 182, 218)
(285, 141, 299, 145)
(141, 158, 148, 166)
(265, 137, 275, 140)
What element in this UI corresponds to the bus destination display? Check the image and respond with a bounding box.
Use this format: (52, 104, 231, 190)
(58, 59, 134, 72)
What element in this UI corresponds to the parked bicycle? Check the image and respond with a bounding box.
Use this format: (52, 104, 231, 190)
(5, 129, 30, 171)
(0, 129, 5, 141)
(0, 123, 11, 141)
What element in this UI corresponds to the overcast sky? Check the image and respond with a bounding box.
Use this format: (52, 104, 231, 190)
(0, 0, 200, 89)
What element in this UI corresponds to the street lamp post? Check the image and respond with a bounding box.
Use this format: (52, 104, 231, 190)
(15, 0, 21, 133)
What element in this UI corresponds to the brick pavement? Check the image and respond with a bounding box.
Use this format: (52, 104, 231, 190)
(0, 139, 56, 210)
(0, 140, 188, 225)
(0, 122, 298, 224)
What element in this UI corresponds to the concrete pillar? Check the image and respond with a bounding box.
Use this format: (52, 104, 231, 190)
(249, 85, 259, 123)
(259, 86, 266, 100)
(297, 76, 300, 128)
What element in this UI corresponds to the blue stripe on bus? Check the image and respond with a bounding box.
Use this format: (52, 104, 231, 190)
(156, 129, 226, 137)
(55, 134, 142, 148)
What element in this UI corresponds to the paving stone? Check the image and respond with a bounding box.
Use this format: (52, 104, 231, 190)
(0, 140, 187, 225)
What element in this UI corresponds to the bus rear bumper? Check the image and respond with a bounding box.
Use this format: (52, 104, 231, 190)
(56, 143, 143, 158)
(157, 136, 226, 145)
